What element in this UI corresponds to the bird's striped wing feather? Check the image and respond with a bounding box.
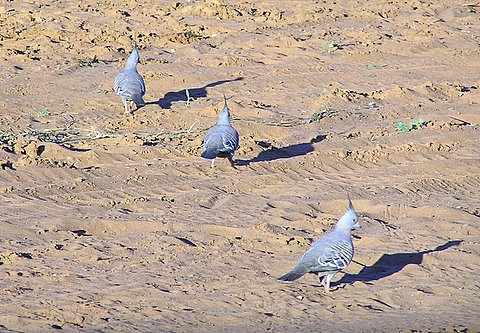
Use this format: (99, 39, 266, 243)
(203, 125, 238, 156)
(114, 69, 145, 99)
(220, 128, 239, 153)
(301, 237, 353, 273)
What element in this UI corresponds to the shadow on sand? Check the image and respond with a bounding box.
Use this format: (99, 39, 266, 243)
(236, 134, 326, 166)
(338, 240, 463, 285)
(148, 77, 244, 109)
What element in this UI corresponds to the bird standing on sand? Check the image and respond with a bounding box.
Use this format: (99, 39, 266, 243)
(278, 199, 360, 292)
(201, 95, 239, 167)
(114, 47, 146, 115)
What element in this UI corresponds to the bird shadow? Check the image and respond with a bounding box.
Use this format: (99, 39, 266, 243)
(148, 77, 244, 109)
(236, 134, 326, 166)
(337, 240, 463, 285)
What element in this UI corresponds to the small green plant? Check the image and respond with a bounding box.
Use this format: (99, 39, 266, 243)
(316, 87, 328, 98)
(321, 39, 336, 52)
(396, 119, 426, 132)
(94, 88, 109, 94)
(185, 88, 194, 105)
(35, 107, 51, 117)
(366, 63, 381, 77)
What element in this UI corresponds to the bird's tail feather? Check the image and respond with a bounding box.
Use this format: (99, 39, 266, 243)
(201, 150, 218, 160)
(277, 270, 305, 282)
(133, 96, 146, 107)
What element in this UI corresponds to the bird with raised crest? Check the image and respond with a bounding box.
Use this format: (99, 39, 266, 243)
(201, 95, 239, 167)
(278, 199, 360, 292)
(114, 47, 146, 115)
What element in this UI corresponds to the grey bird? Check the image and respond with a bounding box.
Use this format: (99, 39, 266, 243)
(114, 47, 146, 115)
(278, 199, 360, 292)
(201, 95, 239, 167)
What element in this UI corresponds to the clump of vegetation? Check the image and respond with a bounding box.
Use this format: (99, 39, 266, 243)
(321, 39, 336, 52)
(79, 55, 104, 68)
(308, 108, 340, 123)
(396, 119, 426, 132)
(365, 63, 381, 69)
(94, 88, 109, 95)
(0, 131, 15, 145)
(34, 107, 51, 117)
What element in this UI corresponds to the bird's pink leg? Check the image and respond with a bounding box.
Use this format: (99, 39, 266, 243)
(211, 159, 215, 168)
(321, 276, 330, 293)
(323, 285, 339, 293)
(124, 100, 130, 115)
(320, 275, 339, 293)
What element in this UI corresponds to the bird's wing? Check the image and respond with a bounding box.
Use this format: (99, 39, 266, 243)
(220, 127, 239, 152)
(114, 69, 145, 98)
(204, 125, 238, 153)
(114, 71, 126, 95)
(300, 236, 353, 273)
(203, 126, 218, 148)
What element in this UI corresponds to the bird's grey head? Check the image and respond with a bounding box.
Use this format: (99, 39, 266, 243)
(217, 94, 231, 125)
(335, 198, 359, 231)
(126, 47, 140, 68)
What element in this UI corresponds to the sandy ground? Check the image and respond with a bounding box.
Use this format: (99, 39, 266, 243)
(1, 0, 480, 332)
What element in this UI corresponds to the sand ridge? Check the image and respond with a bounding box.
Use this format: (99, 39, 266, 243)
(1, 0, 480, 332)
